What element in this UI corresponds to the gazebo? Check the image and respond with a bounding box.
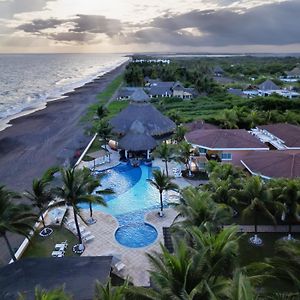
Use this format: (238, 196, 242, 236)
(118, 120, 157, 159)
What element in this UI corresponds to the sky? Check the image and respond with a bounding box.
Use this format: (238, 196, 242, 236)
(0, 0, 299, 53)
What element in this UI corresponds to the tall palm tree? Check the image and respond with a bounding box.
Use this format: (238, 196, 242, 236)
(86, 172, 113, 224)
(240, 177, 284, 245)
(54, 167, 104, 252)
(154, 142, 175, 176)
(173, 125, 187, 143)
(24, 167, 58, 235)
(269, 179, 300, 240)
(176, 141, 192, 176)
(0, 185, 37, 262)
(96, 105, 107, 120)
(175, 187, 231, 230)
(97, 120, 113, 152)
(148, 169, 178, 217)
(231, 271, 257, 300)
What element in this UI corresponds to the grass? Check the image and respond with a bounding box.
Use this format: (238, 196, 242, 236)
(106, 100, 129, 119)
(82, 74, 124, 122)
(22, 226, 79, 258)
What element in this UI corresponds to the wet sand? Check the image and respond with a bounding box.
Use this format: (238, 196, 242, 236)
(0, 63, 126, 264)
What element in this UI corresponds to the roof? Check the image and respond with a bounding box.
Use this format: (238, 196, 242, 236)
(118, 88, 149, 102)
(227, 88, 244, 97)
(110, 102, 176, 136)
(241, 151, 300, 179)
(118, 120, 157, 151)
(257, 123, 300, 148)
(213, 65, 224, 74)
(0, 257, 112, 300)
(184, 120, 218, 132)
(149, 86, 172, 97)
(258, 80, 279, 91)
(185, 129, 268, 150)
(285, 67, 300, 77)
(150, 81, 175, 88)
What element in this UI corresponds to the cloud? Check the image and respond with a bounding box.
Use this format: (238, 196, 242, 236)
(70, 14, 122, 37)
(124, 0, 300, 47)
(16, 14, 122, 42)
(17, 18, 65, 33)
(48, 31, 96, 43)
(0, 0, 55, 19)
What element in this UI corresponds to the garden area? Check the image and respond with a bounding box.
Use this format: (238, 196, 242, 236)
(22, 226, 79, 259)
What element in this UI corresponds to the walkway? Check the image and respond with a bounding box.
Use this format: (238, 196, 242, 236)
(224, 224, 300, 233)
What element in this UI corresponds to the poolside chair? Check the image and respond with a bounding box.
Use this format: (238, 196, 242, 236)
(55, 241, 68, 251)
(51, 250, 64, 258)
(81, 231, 92, 238)
(83, 235, 95, 243)
(113, 261, 126, 272)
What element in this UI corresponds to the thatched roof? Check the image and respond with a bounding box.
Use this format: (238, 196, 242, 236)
(258, 80, 279, 91)
(118, 120, 157, 151)
(110, 102, 176, 136)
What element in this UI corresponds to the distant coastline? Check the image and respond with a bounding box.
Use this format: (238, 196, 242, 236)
(0, 54, 129, 132)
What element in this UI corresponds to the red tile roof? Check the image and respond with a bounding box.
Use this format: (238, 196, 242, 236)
(241, 151, 300, 179)
(185, 129, 268, 149)
(257, 123, 300, 148)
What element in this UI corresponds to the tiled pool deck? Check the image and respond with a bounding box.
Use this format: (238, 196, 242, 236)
(80, 208, 179, 286)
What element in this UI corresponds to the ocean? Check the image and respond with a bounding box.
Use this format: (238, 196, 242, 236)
(0, 53, 128, 122)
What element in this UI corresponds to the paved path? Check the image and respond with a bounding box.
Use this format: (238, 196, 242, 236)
(224, 224, 300, 233)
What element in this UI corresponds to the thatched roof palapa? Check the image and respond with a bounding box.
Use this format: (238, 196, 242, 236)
(118, 120, 157, 151)
(110, 102, 176, 136)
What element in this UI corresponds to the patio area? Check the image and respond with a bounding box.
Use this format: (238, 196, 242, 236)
(79, 208, 179, 286)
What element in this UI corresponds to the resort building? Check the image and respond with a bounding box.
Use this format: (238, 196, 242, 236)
(241, 151, 300, 179)
(250, 123, 300, 150)
(110, 101, 176, 159)
(117, 87, 150, 102)
(213, 65, 224, 77)
(281, 66, 300, 82)
(185, 129, 269, 167)
(147, 80, 198, 99)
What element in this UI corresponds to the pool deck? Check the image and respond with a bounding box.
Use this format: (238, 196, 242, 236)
(79, 208, 179, 286)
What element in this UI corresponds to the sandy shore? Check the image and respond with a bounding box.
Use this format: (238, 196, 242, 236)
(0, 63, 126, 264)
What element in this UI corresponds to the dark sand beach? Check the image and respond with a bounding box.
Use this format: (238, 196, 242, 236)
(0, 63, 126, 264)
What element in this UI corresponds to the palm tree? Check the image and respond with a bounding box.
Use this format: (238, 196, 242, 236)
(174, 187, 231, 230)
(266, 239, 300, 291)
(54, 167, 104, 252)
(240, 177, 284, 245)
(96, 105, 107, 120)
(18, 286, 72, 300)
(269, 179, 300, 240)
(176, 141, 192, 176)
(173, 125, 187, 143)
(148, 169, 178, 217)
(231, 271, 257, 300)
(219, 108, 239, 129)
(154, 142, 175, 176)
(97, 120, 112, 152)
(86, 172, 113, 224)
(94, 279, 128, 300)
(24, 167, 58, 236)
(0, 185, 37, 262)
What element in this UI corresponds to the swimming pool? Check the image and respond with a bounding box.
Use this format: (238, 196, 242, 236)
(80, 163, 165, 248)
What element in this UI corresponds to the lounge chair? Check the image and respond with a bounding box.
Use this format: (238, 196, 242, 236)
(51, 250, 64, 258)
(83, 235, 95, 243)
(55, 242, 68, 251)
(113, 261, 126, 272)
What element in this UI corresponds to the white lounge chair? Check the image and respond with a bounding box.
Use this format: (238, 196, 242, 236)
(51, 250, 64, 257)
(114, 261, 126, 272)
(83, 235, 95, 243)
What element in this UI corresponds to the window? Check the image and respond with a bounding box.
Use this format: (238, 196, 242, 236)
(221, 153, 232, 160)
(199, 148, 207, 155)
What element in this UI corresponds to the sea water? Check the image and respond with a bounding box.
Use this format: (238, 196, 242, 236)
(0, 53, 128, 122)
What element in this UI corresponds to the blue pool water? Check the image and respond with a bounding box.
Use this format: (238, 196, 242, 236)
(80, 163, 163, 248)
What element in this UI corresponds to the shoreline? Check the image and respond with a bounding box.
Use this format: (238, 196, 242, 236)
(0, 58, 128, 132)
(0, 61, 127, 265)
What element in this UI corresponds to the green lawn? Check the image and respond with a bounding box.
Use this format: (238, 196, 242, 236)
(106, 100, 129, 119)
(22, 226, 79, 258)
(82, 74, 124, 122)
